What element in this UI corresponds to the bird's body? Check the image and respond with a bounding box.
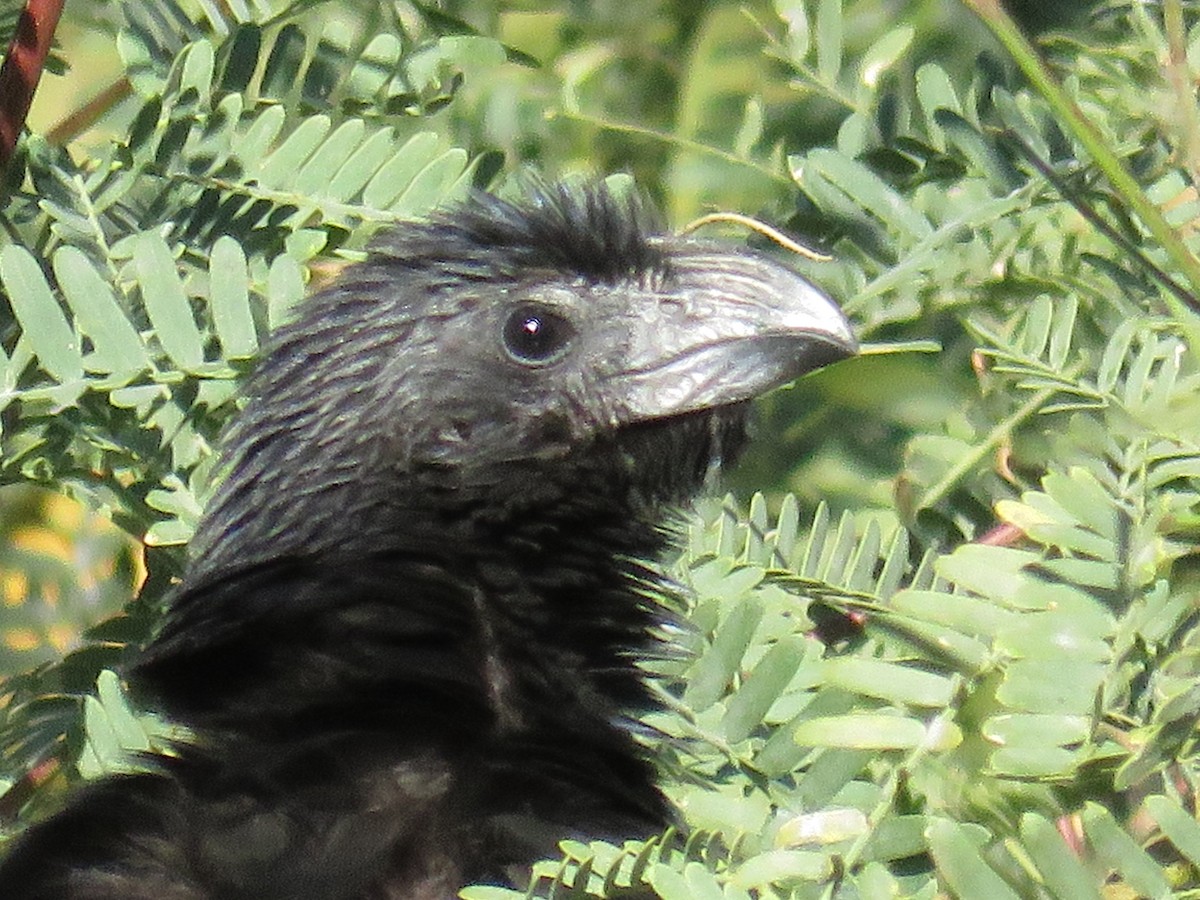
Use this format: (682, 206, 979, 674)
(0, 181, 854, 899)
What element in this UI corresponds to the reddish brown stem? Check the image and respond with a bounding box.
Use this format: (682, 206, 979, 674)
(44, 76, 132, 147)
(0, 0, 66, 172)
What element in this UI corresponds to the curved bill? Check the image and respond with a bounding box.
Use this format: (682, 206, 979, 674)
(611, 245, 858, 421)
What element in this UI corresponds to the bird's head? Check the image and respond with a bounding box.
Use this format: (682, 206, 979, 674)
(188, 181, 856, 574)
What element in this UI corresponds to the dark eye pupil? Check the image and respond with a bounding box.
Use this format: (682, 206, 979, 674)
(503, 305, 571, 363)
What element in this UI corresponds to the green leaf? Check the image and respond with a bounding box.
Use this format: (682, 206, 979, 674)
(927, 818, 1021, 900)
(890, 589, 1023, 637)
(684, 594, 763, 712)
(1122, 338, 1157, 410)
(257, 114, 332, 186)
(677, 783, 771, 835)
(934, 109, 1021, 193)
(1019, 813, 1103, 900)
(237, 103, 287, 165)
(390, 149, 471, 216)
(1081, 802, 1171, 899)
(863, 815, 928, 863)
(178, 39, 215, 105)
(1043, 467, 1118, 540)
(79, 670, 153, 778)
(267, 253, 305, 330)
(875, 528, 909, 599)
(774, 0, 810, 62)
(1048, 295, 1078, 370)
(1096, 319, 1138, 392)
(729, 849, 832, 888)
(803, 149, 933, 242)
(651, 862, 729, 900)
(997, 500, 1113, 559)
(799, 501, 831, 578)
(52, 246, 149, 375)
(871, 610, 990, 673)
(361, 132, 441, 209)
(996, 659, 1105, 715)
(95, 670, 152, 753)
(776, 807, 869, 847)
(999, 613, 1111, 663)
(208, 237, 257, 359)
(744, 491, 770, 564)
(721, 636, 805, 743)
(915, 62, 961, 144)
(988, 744, 1078, 778)
(793, 713, 959, 750)
(852, 862, 905, 899)
(293, 119, 366, 196)
(859, 25, 914, 88)
(459, 888, 525, 900)
(844, 517, 881, 591)
(145, 475, 204, 546)
(346, 33, 403, 99)
(815, 0, 842, 82)
(1021, 295, 1053, 358)
(818, 509, 858, 584)
(788, 745, 872, 808)
(1143, 794, 1200, 868)
(822, 657, 956, 707)
(982, 712, 1090, 748)
(0, 245, 83, 383)
(934, 545, 1040, 601)
(133, 233, 205, 370)
(327, 127, 402, 203)
(992, 85, 1049, 159)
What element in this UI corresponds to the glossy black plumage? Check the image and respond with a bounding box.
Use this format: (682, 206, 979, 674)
(0, 181, 855, 899)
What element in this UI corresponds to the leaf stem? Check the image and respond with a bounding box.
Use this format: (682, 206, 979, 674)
(549, 109, 794, 188)
(914, 385, 1052, 513)
(0, 0, 66, 176)
(44, 77, 133, 148)
(1163, 0, 1200, 194)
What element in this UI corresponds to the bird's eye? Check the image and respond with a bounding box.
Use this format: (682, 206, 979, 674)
(502, 304, 574, 365)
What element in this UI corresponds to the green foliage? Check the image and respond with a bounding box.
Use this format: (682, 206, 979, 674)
(4, 0, 1200, 897)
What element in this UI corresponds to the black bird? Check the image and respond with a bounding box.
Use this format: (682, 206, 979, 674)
(0, 181, 855, 899)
